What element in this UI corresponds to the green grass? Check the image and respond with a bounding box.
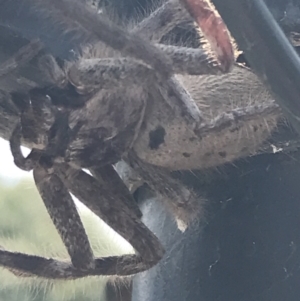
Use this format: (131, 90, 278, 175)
(0, 177, 134, 301)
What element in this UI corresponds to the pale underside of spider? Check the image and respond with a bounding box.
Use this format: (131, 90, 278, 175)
(0, 0, 283, 280)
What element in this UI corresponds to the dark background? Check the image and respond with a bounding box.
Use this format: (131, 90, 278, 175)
(2, 0, 300, 300)
(134, 142, 300, 301)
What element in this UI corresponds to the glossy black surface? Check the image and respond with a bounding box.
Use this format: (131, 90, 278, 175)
(211, 0, 300, 135)
(134, 148, 300, 301)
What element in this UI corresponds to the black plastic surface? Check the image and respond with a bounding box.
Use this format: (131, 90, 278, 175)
(133, 150, 300, 301)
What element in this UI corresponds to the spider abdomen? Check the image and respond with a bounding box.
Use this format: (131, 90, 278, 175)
(133, 65, 282, 170)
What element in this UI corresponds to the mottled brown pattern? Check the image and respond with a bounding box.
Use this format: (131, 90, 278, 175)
(0, 0, 284, 280)
(33, 165, 95, 270)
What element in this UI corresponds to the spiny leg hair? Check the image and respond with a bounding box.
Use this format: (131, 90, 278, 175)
(1, 0, 235, 279)
(7, 104, 164, 279)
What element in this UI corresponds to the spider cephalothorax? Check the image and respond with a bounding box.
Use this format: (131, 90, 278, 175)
(0, 0, 282, 280)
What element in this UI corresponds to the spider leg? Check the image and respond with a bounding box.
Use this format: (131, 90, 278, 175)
(115, 160, 145, 194)
(68, 53, 217, 103)
(132, 0, 193, 42)
(0, 39, 44, 78)
(127, 151, 205, 230)
(40, 0, 173, 79)
(59, 1, 225, 127)
(68, 57, 156, 94)
(33, 163, 95, 271)
(9, 118, 95, 271)
(133, 0, 235, 75)
(90, 165, 143, 219)
(43, 0, 233, 77)
(67, 56, 207, 131)
(0, 247, 158, 279)
(9, 123, 41, 171)
(0, 163, 163, 279)
(55, 164, 165, 277)
(8, 125, 98, 276)
(159, 44, 219, 75)
(0, 35, 66, 102)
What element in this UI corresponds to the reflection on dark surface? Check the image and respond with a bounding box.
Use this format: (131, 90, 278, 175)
(134, 144, 300, 301)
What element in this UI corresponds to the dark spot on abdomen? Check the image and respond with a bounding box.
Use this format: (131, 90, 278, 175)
(149, 126, 166, 150)
(218, 151, 227, 158)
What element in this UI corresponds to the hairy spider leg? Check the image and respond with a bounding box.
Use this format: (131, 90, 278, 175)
(0, 39, 44, 78)
(127, 151, 205, 230)
(90, 165, 143, 219)
(55, 164, 165, 278)
(9, 122, 96, 271)
(39, 0, 174, 79)
(132, 0, 193, 41)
